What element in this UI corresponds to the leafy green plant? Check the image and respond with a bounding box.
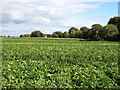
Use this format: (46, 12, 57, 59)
(2, 38, 120, 88)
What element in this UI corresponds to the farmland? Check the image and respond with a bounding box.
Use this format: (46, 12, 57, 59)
(2, 38, 120, 88)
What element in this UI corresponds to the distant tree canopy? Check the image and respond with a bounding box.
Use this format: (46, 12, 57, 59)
(99, 24, 119, 41)
(19, 16, 120, 41)
(108, 17, 120, 33)
(0, 35, 11, 37)
(63, 31, 68, 38)
(20, 34, 31, 37)
(68, 27, 79, 38)
(52, 33, 59, 38)
(80, 27, 89, 39)
(89, 24, 103, 40)
(52, 31, 63, 38)
(31, 30, 44, 37)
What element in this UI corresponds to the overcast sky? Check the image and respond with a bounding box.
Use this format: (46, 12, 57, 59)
(0, 0, 119, 36)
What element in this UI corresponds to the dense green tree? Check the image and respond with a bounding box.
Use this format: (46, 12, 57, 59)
(52, 33, 59, 38)
(20, 34, 24, 37)
(99, 24, 119, 41)
(52, 31, 63, 38)
(87, 29, 94, 40)
(18, 17, 120, 41)
(20, 34, 30, 37)
(75, 30, 83, 38)
(108, 17, 120, 33)
(69, 30, 76, 38)
(30, 30, 43, 37)
(68, 27, 79, 38)
(90, 24, 103, 40)
(43, 34, 46, 37)
(80, 27, 89, 39)
(63, 31, 68, 38)
(7, 35, 11, 37)
(25, 34, 31, 37)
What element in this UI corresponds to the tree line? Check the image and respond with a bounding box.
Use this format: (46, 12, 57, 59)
(20, 17, 120, 41)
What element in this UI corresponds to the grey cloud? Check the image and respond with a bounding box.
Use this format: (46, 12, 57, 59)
(2, 12, 28, 24)
(1, 1, 102, 26)
(1, 0, 106, 36)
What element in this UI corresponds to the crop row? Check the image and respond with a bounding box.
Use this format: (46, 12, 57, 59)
(2, 38, 120, 88)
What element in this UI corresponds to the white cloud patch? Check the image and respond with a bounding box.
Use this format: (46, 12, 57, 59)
(0, 0, 116, 36)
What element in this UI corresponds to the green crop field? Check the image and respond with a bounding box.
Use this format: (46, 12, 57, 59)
(2, 38, 120, 88)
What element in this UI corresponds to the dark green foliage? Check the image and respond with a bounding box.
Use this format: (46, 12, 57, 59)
(7, 35, 11, 37)
(68, 27, 79, 38)
(52, 31, 63, 38)
(52, 33, 58, 38)
(2, 38, 120, 88)
(20, 34, 31, 37)
(99, 24, 119, 41)
(79, 24, 103, 41)
(18, 16, 119, 41)
(80, 27, 89, 39)
(63, 31, 68, 38)
(20, 34, 24, 37)
(108, 17, 120, 33)
(0, 35, 7, 37)
(30, 30, 43, 37)
(76, 30, 83, 38)
(89, 24, 103, 41)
